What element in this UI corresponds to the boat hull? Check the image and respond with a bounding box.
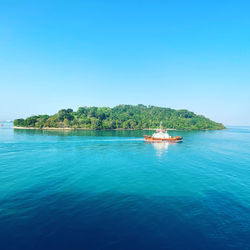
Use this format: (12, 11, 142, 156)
(144, 135, 183, 142)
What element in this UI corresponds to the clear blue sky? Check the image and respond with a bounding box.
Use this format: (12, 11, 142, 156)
(0, 0, 250, 125)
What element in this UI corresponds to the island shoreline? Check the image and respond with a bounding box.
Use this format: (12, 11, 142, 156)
(13, 126, 225, 131)
(13, 126, 176, 131)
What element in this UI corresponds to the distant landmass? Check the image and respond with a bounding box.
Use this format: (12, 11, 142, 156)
(14, 104, 225, 130)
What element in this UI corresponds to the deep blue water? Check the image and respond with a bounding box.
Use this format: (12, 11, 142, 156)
(0, 124, 250, 250)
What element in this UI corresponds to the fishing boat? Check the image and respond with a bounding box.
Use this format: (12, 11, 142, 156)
(144, 123, 183, 142)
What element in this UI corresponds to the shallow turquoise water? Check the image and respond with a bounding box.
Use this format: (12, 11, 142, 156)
(0, 124, 250, 249)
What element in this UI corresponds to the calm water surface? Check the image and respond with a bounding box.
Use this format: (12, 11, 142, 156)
(0, 124, 250, 250)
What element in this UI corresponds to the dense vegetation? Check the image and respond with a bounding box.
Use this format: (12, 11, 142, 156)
(14, 105, 225, 130)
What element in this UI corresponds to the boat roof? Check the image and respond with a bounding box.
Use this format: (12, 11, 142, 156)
(156, 129, 166, 132)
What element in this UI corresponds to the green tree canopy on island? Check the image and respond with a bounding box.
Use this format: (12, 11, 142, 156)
(14, 104, 225, 130)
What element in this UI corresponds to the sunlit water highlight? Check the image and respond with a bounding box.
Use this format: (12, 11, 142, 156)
(0, 123, 250, 249)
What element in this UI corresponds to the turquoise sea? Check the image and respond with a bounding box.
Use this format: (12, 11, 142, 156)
(0, 123, 250, 250)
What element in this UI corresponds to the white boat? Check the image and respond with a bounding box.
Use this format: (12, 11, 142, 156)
(144, 122, 183, 142)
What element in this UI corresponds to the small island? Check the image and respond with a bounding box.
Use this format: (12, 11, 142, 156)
(14, 104, 225, 130)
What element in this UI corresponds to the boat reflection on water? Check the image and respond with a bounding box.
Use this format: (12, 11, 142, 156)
(146, 141, 182, 157)
(145, 141, 170, 157)
(153, 142, 170, 156)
